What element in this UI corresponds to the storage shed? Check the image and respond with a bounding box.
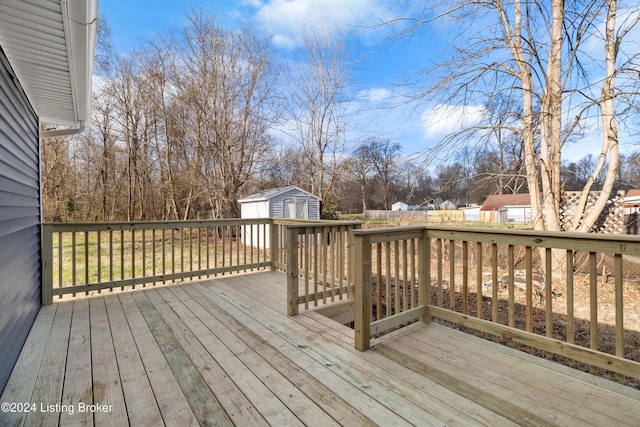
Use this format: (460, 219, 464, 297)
(238, 186, 321, 248)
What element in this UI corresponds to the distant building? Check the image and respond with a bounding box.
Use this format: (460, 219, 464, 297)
(480, 194, 532, 223)
(439, 200, 457, 210)
(391, 202, 412, 211)
(391, 201, 436, 211)
(461, 206, 482, 222)
(623, 189, 640, 215)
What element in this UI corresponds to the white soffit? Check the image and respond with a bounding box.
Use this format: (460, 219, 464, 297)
(0, 0, 98, 127)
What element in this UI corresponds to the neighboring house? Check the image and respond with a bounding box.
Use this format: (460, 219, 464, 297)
(391, 202, 434, 211)
(238, 186, 321, 248)
(480, 194, 532, 223)
(0, 0, 98, 393)
(623, 189, 640, 215)
(439, 200, 457, 210)
(391, 202, 412, 211)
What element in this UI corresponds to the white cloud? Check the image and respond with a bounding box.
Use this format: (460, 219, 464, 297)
(359, 87, 392, 103)
(240, 0, 264, 7)
(247, 0, 392, 48)
(421, 104, 486, 140)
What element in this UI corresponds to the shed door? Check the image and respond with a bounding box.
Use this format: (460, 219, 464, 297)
(284, 199, 308, 219)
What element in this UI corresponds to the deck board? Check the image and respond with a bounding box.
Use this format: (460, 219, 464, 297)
(60, 299, 93, 427)
(2, 271, 640, 426)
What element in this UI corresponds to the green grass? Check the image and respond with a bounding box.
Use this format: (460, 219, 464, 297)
(51, 230, 269, 288)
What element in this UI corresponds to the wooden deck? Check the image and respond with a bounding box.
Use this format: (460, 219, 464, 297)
(1, 271, 639, 426)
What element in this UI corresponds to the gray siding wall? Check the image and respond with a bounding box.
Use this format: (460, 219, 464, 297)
(0, 48, 41, 394)
(268, 189, 320, 219)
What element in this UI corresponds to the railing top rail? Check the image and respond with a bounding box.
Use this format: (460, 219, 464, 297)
(284, 221, 363, 231)
(42, 218, 273, 232)
(351, 226, 425, 244)
(352, 224, 640, 255)
(273, 218, 363, 228)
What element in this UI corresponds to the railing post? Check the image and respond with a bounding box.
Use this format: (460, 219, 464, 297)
(418, 228, 431, 323)
(270, 220, 278, 271)
(287, 226, 299, 316)
(41, 224, 53, 305)
(354, 232, 371, 351)
(347, 222, 361, 297)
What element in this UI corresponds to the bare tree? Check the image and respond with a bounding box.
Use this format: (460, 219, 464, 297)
(171, 10, 277, 218)
(284, 25, 354, 216)
(401, 0, 639, 232)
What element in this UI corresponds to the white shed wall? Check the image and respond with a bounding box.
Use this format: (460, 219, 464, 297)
(241, 200, 271, 248)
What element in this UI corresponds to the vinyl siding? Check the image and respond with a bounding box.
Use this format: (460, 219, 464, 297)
(268, 189, 320, 220)
(0, 47, 41, 394)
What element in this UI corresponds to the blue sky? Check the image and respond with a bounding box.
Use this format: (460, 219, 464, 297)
(99, 0, 447, 159)
(99, 0, 637, 164)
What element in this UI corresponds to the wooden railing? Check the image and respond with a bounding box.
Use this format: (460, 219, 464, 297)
(286, 222, 362, 316)
(351, 225, 640, 380)
(41, 218, 362, 305)
(41, 219, 331, 304)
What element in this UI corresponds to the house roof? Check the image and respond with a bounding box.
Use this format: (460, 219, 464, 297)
(482, 193, 531, 208)
(238, 186, 320, 203)
(626, 189, 640, 198)
(0, 0, 98, 128)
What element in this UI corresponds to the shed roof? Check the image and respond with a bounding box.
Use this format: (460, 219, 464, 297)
(0, 0, 98, 127)
(238, 186, 320, 203)
(482, 193, 531, 208)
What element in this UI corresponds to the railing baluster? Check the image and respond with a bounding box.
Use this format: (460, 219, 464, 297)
(58, 231, 63, 295)
(476, 241, 482, 320)
(545, 247, 553, 357)
(188, 227, 193, 279)
(322, 227, 328, 302)
(109, 230, 113, 283)
(72, 231, 76, 294)
(180, 228, 185, 280)
(492, 243, 498, 323)
(339, 228, 345, 300)
(403, 239, 408, 312)
(120, 230, 124, 288)
(236, 225, 240, 268)
(394, 240, 400, 315)
(525, 246, 532, 333)
(142, 229, 146, 287)
(410, 238, 416, 310)
(97, 231, 102, 289)
(243, 224, 247, 271)
(131, 229, 136, 289)
(222, 227, 226, 272)
(214, 225, 219, 276)
(450, 239, 456, 311)
(462, 240, 468, 315)
(615, 253, 624, 380)
(376, 242, 382, 320)
(152, 229, 157, 285)
(438, 239, 443, 308)
(162, 228, 166, 284)
(84, 231, 89, 292)
(304, 230, 310, 310)
(385, 241, 391, 318)
(589, 251, 598, 359)
(508, 245, 515, 328)
(566, 249, 574, 350)
(206, 227, 211, 277)
(314, 227, 319, 306)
